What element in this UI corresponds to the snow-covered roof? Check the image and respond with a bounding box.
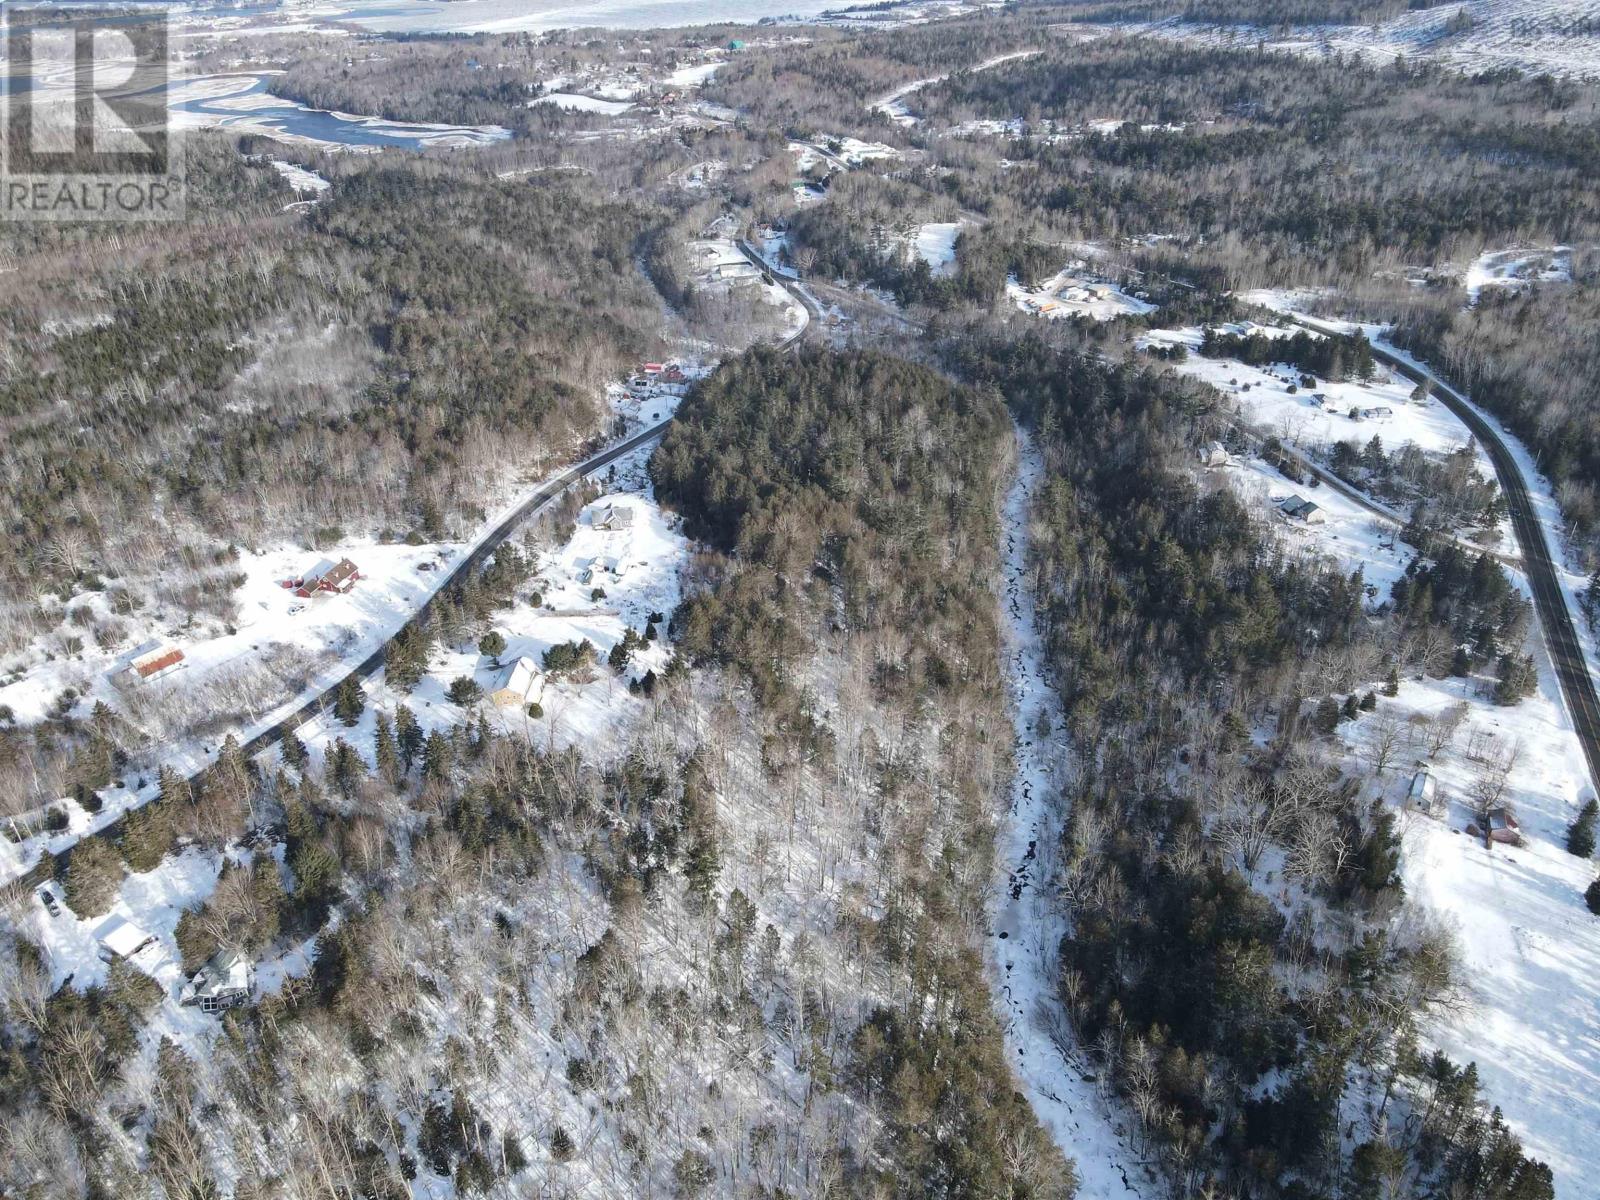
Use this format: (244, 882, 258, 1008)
(594, 503, 636, 530)
(184, 948, 252, 1000)
(493, 656, 540, 701)
(96, 915, 154, 958)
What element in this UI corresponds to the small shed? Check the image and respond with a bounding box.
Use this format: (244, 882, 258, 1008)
(1406, 769, 1443, 817)
(180, 948, 253, 1014)
(491, 657, 542, 707)
(96, 916, 156, 960)
(594, 503, 636, 532)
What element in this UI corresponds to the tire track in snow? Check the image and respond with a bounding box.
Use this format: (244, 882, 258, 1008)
(991, 422, 1157, 1198)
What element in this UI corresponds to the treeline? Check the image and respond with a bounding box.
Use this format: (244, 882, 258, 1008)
(651, 347, 1007, 710)
(650, 346, 1071, 1194)
(1392, 274, 1600, 557)
(910, 39, 1600, 284)
(0, 151, 660, 617)
(1200, 326, 1376, 382)
(942, 328, 1552, 1198)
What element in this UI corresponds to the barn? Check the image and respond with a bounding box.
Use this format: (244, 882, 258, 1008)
(117, 645, 185, 688)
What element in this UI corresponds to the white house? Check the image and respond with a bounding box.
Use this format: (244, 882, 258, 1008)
(180, 948, 253, 1014)
(594, 503, 636, 532)
(1197, 441, 1228, 468)
(491, 657, 543, 707)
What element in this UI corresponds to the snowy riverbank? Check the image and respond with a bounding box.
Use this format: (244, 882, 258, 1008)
(991, 424, 1156, 1198)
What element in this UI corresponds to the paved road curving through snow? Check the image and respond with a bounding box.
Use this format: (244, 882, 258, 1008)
(1289, 314, 1600, 801)
(991, 423, 1157, 1198)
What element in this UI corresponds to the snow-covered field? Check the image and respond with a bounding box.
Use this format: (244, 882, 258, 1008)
(530, 92, 635, 115)
(1344, 604, 1600, 1195)
(1143, 321, 1514, 555)
(1141, 325, 1492, 466)
(1207, 453, 1415, 597)
(1009, 266, 1156, 322)
(665, 60, 723, 88)
(993, 424, 1160, 1199)
(912, 220, 966, 276)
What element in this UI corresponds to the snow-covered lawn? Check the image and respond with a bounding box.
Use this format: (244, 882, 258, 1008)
(288, 482, 687, 780)
(665, 60, 723, 88)
(0, 539, 462, 736)
(1207, 455, 1414, 598)
(1141, 325, 1490, 464)
(913, 220, 966, 276)
(529, 92, 634, 115)
(1348, 661, 1600, 1194)
(1009, 266, 1155, 322)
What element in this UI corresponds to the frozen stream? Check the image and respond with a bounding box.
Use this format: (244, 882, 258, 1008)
(991, 423, 1157, 1198)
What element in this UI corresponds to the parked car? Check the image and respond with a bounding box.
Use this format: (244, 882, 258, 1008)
(38, 888, 60, 917)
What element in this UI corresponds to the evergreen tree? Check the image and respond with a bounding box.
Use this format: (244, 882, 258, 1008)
(1384, 665, 1401, 697)
(333, 677, 366, 727)
(249, 860, 285, 950)
(422, 729, 454, 784)
(448, 676, 483, 706)
(157, 764, 192, 807)
(120, 798, 174, 872)
(550, 1127, 575, 1163)
(374, 713, 400, 785)
(280, 728, 307, 771)
(684, 831, 721, 910)
(330, 737, 366, 798)
(1493, 653, 1537, 705)
(396, 704, 423, 771)
(1586, 878, 1600, 916)
(478, 630, 507, 663)
(1566, 798, 1598, 858)
(64, 834, 124, 917)
(387, 623, 429, 691)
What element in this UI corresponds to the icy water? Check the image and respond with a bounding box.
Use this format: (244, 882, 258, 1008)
(170, 75, 511, 150)
(992, 423, 1158, 1199)
(176, 0, 844, 33)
